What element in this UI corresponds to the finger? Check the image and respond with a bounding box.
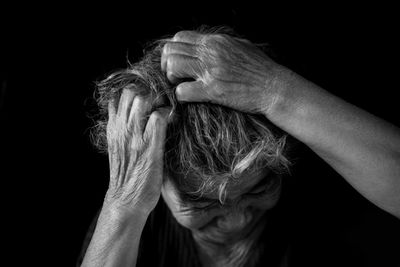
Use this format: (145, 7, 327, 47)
(108, 98, 117, 121)
(128, 95, 152, 135)
(164, 54, 202, 84)
(117, 89, 135, 123)
(175, 81, 212, 103)
(172, 31, 203, 44)
(161, 41, 198, 72)
(143, 107, 172, 153)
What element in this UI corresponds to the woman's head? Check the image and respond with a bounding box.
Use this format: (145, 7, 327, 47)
(92, 29, 291, 240)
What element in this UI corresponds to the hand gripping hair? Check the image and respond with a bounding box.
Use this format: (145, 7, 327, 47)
(91, 28, 292, 203)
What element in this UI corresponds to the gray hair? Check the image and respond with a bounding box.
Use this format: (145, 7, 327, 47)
(91, 27, 291, 203)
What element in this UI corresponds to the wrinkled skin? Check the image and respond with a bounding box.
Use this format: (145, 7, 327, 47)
(161, 30, 288, 115)
(159, 31, 288, 243)
(161, 171, 282, 244)
(83, 30, 400, 267)
(104, 88, 171, 216)
(159, 31, 293, 265)
(104, 31, 287, 223)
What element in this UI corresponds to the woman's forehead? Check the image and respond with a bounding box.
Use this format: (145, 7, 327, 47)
(212, 169, 271, 200)
(167, 168, 271, 201)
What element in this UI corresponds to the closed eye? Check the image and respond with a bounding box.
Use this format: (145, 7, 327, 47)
(182, 200, 220, 213)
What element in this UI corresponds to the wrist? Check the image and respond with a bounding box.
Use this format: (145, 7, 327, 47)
(95, 202, 149, 239)
(104, 188, 156, 215)
(262, 66, 303, 121)
(100, 198, 151, 227)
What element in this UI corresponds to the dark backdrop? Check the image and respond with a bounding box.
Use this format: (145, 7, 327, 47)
(1, 4, 399, 267)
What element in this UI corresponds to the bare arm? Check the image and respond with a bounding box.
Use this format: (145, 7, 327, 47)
(162, 31, 400, 218)
(81, 89, 171, 266)
(267, 70, 400, 218)
(81, 205, 148, 267)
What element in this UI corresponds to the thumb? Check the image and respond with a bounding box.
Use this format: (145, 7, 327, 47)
(175, 81, 213, 103)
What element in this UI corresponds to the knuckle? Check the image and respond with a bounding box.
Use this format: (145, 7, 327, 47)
(211, 66, 225, 77)
(150, 111, 163, 123)
(166, 70, 175, 81)
(135, 94, 144, 101)
(214, 33, 228, 41)
(173, 31, 189, 41)
(134, 94, 145, 105)
(202, 34, 227, 49)
(201, 34, 214, 45)
(166, 55, 176, 70)
(213, 33, 229, 42)
(162, 42, 171, 56)
(150, 111, 167, 129)
(134, 96, 146, 110)
(176, 82, 184, 92)
(134, 95, 151, 112)
(209, 83, 226, 99)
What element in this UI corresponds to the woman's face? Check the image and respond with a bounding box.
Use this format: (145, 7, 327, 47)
(161, 169, 282, 243)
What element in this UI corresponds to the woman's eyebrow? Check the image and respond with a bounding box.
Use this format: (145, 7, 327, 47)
(177, 174, 273, 203)
(179, 190, 216, 204)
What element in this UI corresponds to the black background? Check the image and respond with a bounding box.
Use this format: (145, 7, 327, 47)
(1, 3, 399, 267)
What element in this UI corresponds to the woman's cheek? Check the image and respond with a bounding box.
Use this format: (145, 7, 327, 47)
(175, 212, 209, 230)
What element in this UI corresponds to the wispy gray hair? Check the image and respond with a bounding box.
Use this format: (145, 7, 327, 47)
(91, 27, 291, 203)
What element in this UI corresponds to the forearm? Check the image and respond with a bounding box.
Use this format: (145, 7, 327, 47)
(267, 69, 400, 217)
(81, 204, 149, 267)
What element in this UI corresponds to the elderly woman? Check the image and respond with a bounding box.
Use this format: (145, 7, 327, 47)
(80, 28, 400, 267)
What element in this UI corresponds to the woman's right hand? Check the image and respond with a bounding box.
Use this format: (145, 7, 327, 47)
(104, 89, 171, 217)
